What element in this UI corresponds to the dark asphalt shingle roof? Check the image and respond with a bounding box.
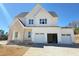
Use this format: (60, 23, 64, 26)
(48, 11, 58, 17)
(16, 12, 29, 18)
(16, 11, 58, 18)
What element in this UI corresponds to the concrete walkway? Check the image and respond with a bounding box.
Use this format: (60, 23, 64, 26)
(24, 46, 79, 56)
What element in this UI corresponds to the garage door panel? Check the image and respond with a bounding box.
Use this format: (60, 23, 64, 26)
(34, 33, 45, 43)
(61, 34, 72, 44)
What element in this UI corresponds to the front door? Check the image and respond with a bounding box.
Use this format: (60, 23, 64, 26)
(47, 34, 57, 43)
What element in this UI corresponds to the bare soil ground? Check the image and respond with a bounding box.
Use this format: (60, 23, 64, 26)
(0, 45, 29, 56)
(0, 43, 79, 56)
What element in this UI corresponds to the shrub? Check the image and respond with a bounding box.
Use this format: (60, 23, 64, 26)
(74, 28, 79, 34)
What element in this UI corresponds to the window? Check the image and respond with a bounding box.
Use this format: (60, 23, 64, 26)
(61, 34, 65, 36)
(15, 32, 18, 38)
(66, 34, 71, 36)
(40, 19, 47, 24)
(35, 33, 44, 35)
(35, 33, 39, 35)
(45, 19, 47, 24)
(40, 33, 44, 35)
(61, 34, 71, 36)
(28, 32, 31, 38)
(29, 19, 33, 24)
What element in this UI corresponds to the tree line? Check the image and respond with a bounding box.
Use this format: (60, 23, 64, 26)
(0, 29, 8, 40)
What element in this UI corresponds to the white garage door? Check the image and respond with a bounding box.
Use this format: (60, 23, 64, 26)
(34, 33, 45, 43)
(61, 34, 72, 44)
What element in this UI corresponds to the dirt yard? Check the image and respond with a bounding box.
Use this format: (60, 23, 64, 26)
(0, 45, 29, 56)
(0, 44, 79, 56)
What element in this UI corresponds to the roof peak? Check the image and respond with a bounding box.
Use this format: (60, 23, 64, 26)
(34, 3, 42, 9)
(36, 3, 41, 6)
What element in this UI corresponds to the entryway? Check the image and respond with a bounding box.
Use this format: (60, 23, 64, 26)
(47, 34, 58, 43)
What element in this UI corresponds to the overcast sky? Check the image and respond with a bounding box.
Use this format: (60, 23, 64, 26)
(0, 3, 79, 32)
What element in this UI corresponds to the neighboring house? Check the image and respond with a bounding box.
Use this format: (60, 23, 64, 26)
(68, 20, 79, 28)
(8, 4, 75, 44)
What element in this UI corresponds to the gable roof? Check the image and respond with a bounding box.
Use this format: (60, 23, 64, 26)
(14, 11, 58, 27)
(18, 18, 26, 26)
(48, 11, 58, 17)
(15, 4, 58, 18)
(15, 12, 29, 18)
(12, 4, 58, 27)
(15, 11, 58, 18)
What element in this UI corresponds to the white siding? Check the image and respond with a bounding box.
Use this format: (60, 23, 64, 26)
(31, 27, 61, 43)
(60, 28, 75, 44)
(24, 5, 57, 27)
(24, 27, 75, 44)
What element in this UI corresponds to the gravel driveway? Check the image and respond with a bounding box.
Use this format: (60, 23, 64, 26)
(24, 44, 79, 56)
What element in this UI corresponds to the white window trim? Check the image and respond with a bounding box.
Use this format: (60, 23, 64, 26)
(40, 19, 47, 24)
(28, 32, 31, 38)
(12, 31, 19, 40)
(29, 19, 33, 24)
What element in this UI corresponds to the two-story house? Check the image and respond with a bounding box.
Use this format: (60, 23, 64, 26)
(8, 4, 75, 44)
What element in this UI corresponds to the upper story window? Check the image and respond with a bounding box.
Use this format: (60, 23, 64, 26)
(29, 19, 33, 24)
(40, 19, 47, 24)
